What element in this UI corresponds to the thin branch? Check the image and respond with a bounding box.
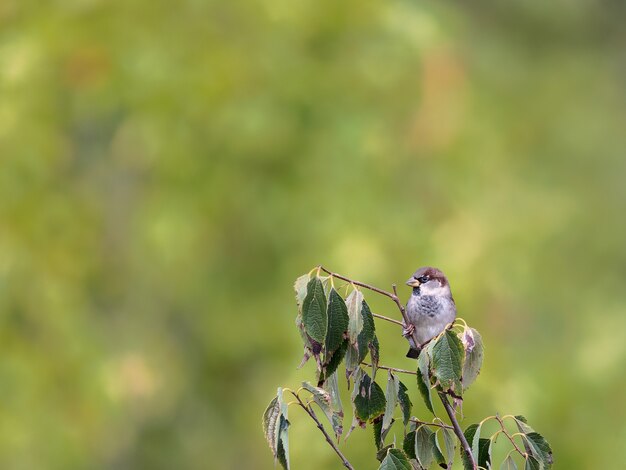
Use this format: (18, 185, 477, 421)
(439, 391, 477, 470)
(495, 415, 527, 458)
(362, 362, 417, 376)
(410, 418, 454, 430)
(372, 312, 404, 326)
(318, 266, 478, 470)
(291, 391, 355, 470)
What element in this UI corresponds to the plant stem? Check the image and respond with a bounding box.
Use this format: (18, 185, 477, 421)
(410, 418, 454, 430)
(291, 391, 355, 470)
(439, 391, 477, 469)
(362, 362, 417, 376)
(318, 266, 479, 470)
(495, 415, 527, 458)
(372, 312, 404, 326)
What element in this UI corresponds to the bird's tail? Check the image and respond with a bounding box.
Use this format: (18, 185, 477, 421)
(406, 348, 420, 359)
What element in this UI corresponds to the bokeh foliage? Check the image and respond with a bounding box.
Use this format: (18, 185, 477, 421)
(0, 0, 625, 468)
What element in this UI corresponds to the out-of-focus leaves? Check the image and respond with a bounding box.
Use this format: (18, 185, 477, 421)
(431, 330, 464, 394)
(302, 277, 328, 344)
(379, 448, 412, 470)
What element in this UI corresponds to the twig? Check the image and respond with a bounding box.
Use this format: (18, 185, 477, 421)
(291, 391, 355, 470)
(410, 418, 454, 430)
(439, 392, 477, 469)
(318, 266, 478, 470)
(362, 362, 417, 376)
(372, 312, 404, 326)
(495, 415, 527, 458)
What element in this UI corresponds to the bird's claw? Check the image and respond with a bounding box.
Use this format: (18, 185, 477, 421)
(402, 323, 415, 338)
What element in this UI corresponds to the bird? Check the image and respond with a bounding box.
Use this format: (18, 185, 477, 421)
(403, 266, 456, 358)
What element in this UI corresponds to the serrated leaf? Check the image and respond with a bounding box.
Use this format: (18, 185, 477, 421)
(501, 455, 518, 470)
(346, 368, 365, 440)
(321, 338, 348, 383)
(398, 381, 412, 427)
(414, 425, 435, 469)
(462, 424, 479, 470)
(524, 432, 553, 469)
(460, 327, 484, 390)
(416, 348, 434, 414)
(431, 330, 464, 394)
(471, 422, 483, 462)
(263, 388, 290, 469)
(379, 448, 412, 470)
(403, 431, 416, 459)
(294, 274, 310, 311)
(301, 382, 343, 439)
(373, 416, 384, 450)
(525, 455, 541, 470)
(325, 371, 343, 419)
(369, 334, 380, 381)
(326, 289, 349, 355)
(382, 371, 399, 440)
(302, 277, 328, 344)
(354, 370, 387, 422)
(377, 444, 395, 463)
(477, 438, 492, 469)
(345, 290, 365, 377)
(513, 415, 534, 434)
(432, 431, 447, 467)
(294, 274, 313, 368)
(442, 427, 455, 466)
(358, 299, 376, 361)
(262, 396, 280, 456)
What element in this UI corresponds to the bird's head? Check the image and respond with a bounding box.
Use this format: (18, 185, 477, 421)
(406, 266, 452, 297)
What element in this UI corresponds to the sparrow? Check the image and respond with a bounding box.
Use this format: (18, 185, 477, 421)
(403, 266, 456, 358)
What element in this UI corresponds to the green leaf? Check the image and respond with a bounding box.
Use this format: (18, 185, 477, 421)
(524, 432, 553, 469)
(403, 431, 416, 459)
(477, 438, 492, 469)
(358, 299, 376, 361)
(416, 347, 434, 414)
(262, 388, 290, 469)
(301, 382, 343, 439)
(262, 396, 280, 457)
(294, 274, 314, 368)
(414, 425, 434, 469)
(382, 371, 399, 440)
(459, 327, 484, 390)
(302, 277, 328, 344)
(431, 330, 464, 394)
(345, 290, 364, 377)
(346, 368, 364, 440)
(354, 370, 387, 422)
(525, 455, 541, 470)
(325, 371, 343, 420)
(294, 274, 310, 312)
(442, 427, 455, 466)
(373, 417, 383, 450)
(462, 424, 479, 470)
(369, 333, 380, 381)
(397, 381, 412, 427)
(513, 415, 534, 434)
(379, 448, 412, 470)
(326, 288, 349, 355)
(501, 455, 518, 470)
(321, 338, 348, 382)
(471, 422, 483, 462)
(431, 431, 446, 467)
(376, 444, 395, 463)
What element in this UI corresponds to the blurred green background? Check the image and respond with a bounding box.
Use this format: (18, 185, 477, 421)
(1, 0, 625, 468)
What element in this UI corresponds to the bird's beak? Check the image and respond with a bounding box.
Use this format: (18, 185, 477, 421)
(406, 277, 421, 287)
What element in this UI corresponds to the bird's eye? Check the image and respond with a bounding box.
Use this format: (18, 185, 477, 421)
(418, 276, 430, 283)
